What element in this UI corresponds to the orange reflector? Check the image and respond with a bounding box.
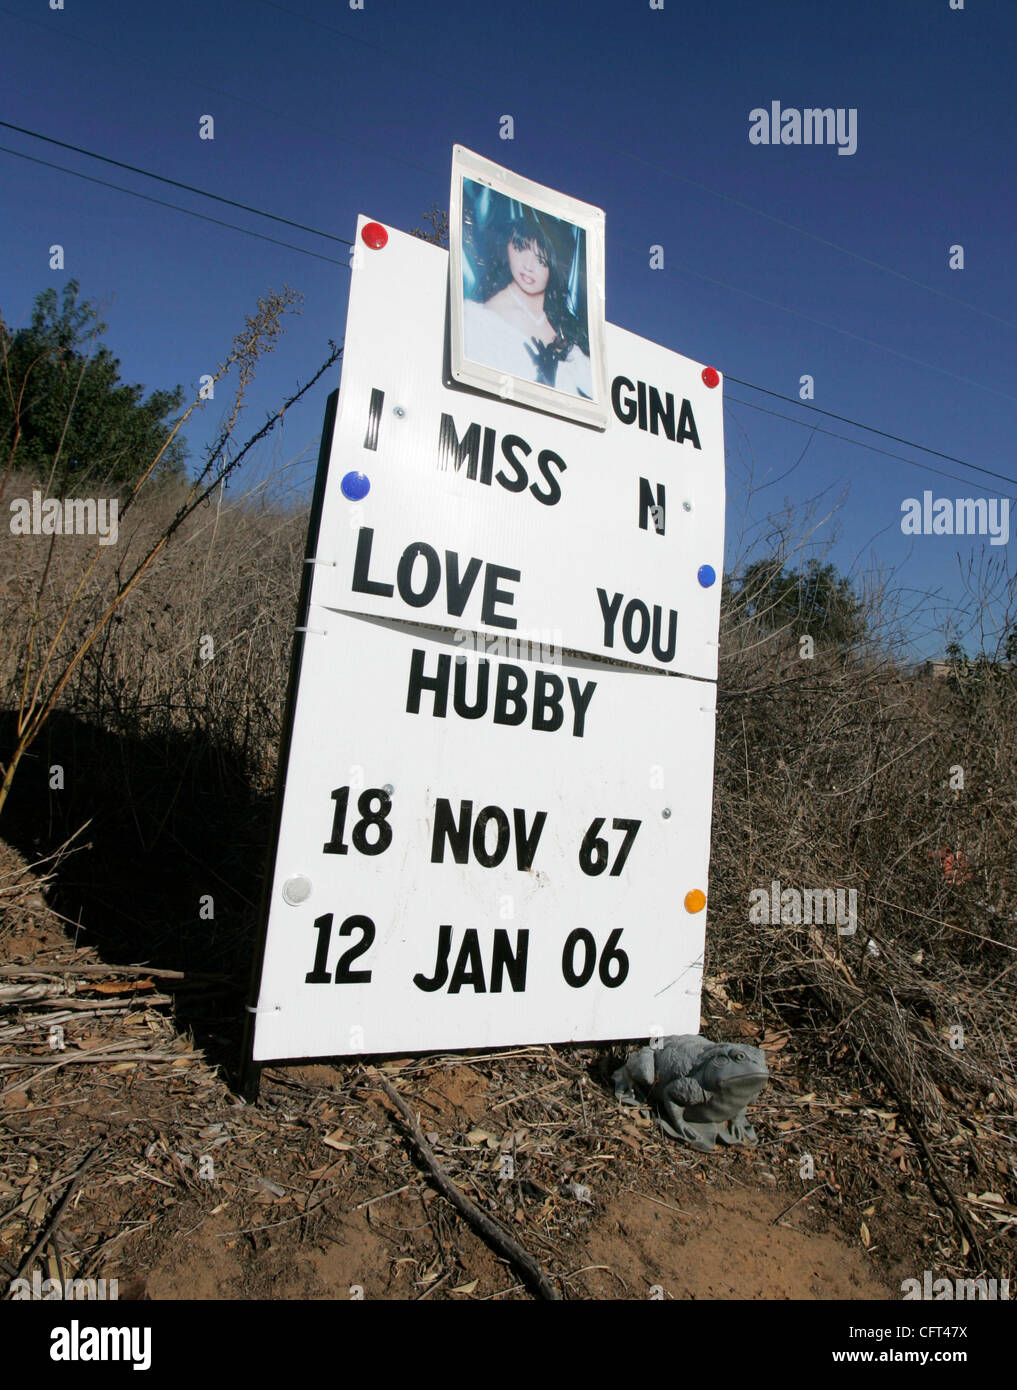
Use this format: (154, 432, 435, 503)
(684, 889, 706, 913)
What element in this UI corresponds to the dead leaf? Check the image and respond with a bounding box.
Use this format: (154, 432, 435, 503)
(451, 1279, 478, 1296)
(322, 1131, 354, 1152)
(860, 1222, 871, 1247)
(307, 1161, 344, 1180)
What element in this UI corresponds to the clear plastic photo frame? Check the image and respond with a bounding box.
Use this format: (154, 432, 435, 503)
(449, 146, 608, 431)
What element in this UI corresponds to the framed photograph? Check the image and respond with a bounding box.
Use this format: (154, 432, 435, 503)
(449, 146, 608, 430)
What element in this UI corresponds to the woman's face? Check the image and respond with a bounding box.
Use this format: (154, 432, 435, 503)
(507, 237, 550, 296)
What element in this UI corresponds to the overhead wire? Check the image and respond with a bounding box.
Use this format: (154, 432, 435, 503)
(3, 21, 1014, 405)
(7, 0, 1013, 336)
(4, 136, 1006, 493)
(725, 394, 1016, 496)
(1, 49, 1011, 492)
(6, 117, 1013, 451)
(0, 145, 348, 266)
(9, 112, 1011, 427)
(656, 253, 1017, 407)
(252, 0, 1017, 333)
(724, 376, 1017, 487)
(0, 118, 352, 246)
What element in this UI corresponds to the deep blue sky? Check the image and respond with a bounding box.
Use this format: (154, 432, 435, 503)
(3, 0, 1014, 659)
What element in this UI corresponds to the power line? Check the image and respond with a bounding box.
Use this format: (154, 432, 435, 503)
(5, 141, 1006, 493)
(251, 0, 1017, 334)
(8, 108, 1010, 417)
(0, 120, 1007, 489)
(7, 7, 1014, 405)
(13, 0, 1006, 345)
(726, 377, 1015, 487)
(0, 119, 352, 247)
(725, 394, 1017, 496)
(657, 254, 1017, 407)
(0, 145, 348, 266)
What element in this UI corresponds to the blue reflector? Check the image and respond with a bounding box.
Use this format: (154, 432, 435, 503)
(341, 471, 371, 501)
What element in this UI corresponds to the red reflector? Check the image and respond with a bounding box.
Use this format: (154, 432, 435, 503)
(361, 221, 388, 250)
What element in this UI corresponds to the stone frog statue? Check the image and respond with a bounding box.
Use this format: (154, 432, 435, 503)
(613, 1034, 769, 1152)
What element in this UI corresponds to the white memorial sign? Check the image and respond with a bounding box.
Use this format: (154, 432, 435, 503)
(248, 201, 725, 1066)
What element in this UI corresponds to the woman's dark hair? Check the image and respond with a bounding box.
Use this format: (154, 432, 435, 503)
(480, 217, 588, 356)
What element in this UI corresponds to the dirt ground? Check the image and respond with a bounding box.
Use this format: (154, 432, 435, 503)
(2, 838, 1006, 1302)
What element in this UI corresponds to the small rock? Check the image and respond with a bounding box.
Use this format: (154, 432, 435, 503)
(255, 1177, 286, 1198)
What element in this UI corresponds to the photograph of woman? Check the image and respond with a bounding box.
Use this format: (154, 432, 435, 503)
(461, 186, 594, 400)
